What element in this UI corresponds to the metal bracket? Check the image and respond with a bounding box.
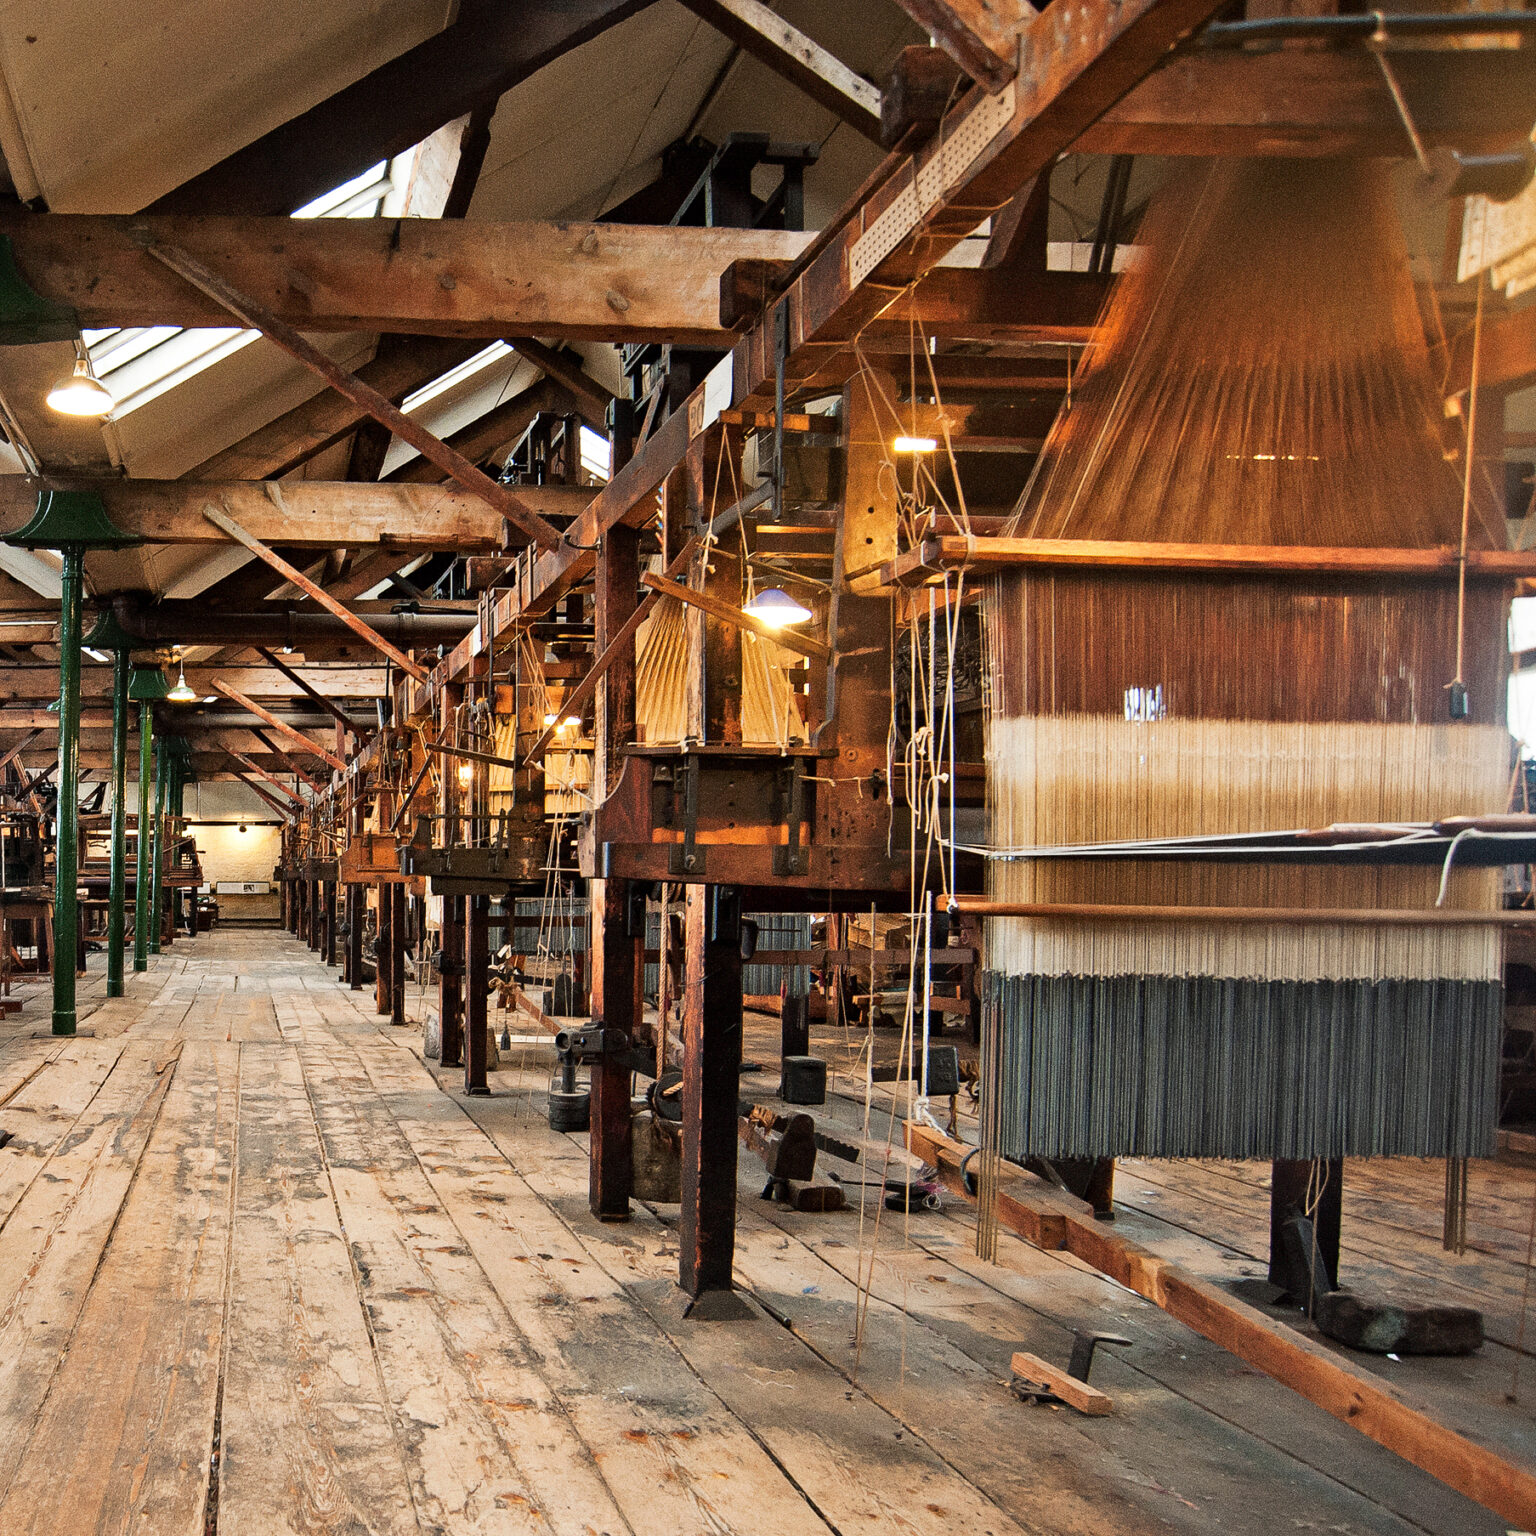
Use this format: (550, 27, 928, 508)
(771, 298, 791, 525)
(625, 880, 648, 938)
(0, 236, 80, 345)
(553, 1022, 630, 1061)
(1066, 1331, 1133, 1382)
(667, 755, 705, 877)
(708, 884, 741, 947)
(772, 759, 809, 876)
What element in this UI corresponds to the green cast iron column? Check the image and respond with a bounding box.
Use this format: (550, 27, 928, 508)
(106, 642, 129, 996)
(49, 547, 84, 1036)
(150, 737, 167, 955)
(134, 696, 153, 971)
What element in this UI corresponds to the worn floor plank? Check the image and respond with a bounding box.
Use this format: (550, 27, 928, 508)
(0, 930, 1525, 1536)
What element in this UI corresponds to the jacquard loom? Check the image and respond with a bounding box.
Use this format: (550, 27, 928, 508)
(960, 159, 1518, 1166)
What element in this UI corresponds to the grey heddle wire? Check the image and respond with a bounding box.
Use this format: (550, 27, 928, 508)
(985, 970, 1501, 1160)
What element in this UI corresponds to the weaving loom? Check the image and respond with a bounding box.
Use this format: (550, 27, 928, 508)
(983, 159, 1511, 1161)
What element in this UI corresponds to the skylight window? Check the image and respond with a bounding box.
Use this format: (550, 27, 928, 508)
(580, 426, 611, 484)
(86, 148, 423, 418)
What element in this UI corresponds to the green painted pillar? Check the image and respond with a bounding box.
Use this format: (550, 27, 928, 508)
(4, 492, 140, 1006)
(150, 736, 167, 955)
(169, 755, 185, 939)
(129, 666, 168, 973)
(106, 645, 130, 993)
(133, 699, 153, 971)
(85, 613, 135, 1000)
(50, 547, 83, 1036)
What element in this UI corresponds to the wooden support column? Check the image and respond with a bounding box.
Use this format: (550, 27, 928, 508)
(589, 519, 643, 1220)
(375, 884, 393, 1016)
(679, 883, 744, 1302)
(464, 894, 490, 1094)
(346, 885, 363, 987)
(308, 879, 322, 952)
(324, 881, 338, 967)
(390, 881, 408, 1026)
(439, 895, 465, 1067)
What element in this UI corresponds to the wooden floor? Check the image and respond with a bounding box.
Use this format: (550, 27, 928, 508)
(0, 929, 1524, 1534)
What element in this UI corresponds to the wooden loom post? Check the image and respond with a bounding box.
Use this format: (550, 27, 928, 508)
(680, 882, 745, 1302)
(375, 781, 394, 1018)
(438, 680, 465, 1067)
(390, 879, 408, 1027)
(464, 894, 490, 1094)
(589, 518, 643, 1221)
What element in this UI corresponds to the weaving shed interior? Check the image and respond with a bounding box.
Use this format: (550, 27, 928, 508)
(2, 1, 1536, 1532)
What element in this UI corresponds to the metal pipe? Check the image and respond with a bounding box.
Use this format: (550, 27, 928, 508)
(50, 547, 83, 1036)
(134, 703, 152, 971)
(106, 642, 129, 997)
(109, 600, 475, 647)
(943, 897, 1536, 926)
(1200, 10, 1536, 42)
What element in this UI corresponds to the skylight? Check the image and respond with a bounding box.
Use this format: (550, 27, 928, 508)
(86, 147, 423, 418)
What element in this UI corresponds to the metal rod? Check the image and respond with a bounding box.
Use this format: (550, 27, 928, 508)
(1200, 11, 1536, 42)
(944, 897, 1536, 926)
(106, 642, 129, 998)
(50, 548, 83, 1035)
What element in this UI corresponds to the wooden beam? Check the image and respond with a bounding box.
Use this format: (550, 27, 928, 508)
(212, 683, 347, 773)
(188, 336, 482, 481)
(641, 572, 830, 660)
(0, 478, 507, 550)
(145, 240, 561, 551)
(254, 650, 359, 733)
(0, 667, 387, 702)
(907, 1122, 1536, 1532)
(2, 214, 812, 349)
(890, 2, 1030, 94)
(676, 0, 883, 140)
(250, 729, 326, 795)
(1075, 45, 1536, 159)
(144, 0, 653, 216)
(880, 535, 1536, 584)
(202, 505, 432, 682)
(507, 339, 616, 424)
(226, 752, 306, 805)
(734, 0, 1232, 403)
(1446, 302, 1536, 399)
(0, 730, 42, 774)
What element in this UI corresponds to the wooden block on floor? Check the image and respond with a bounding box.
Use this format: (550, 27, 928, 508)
(782, 1179, 845, 1212)
(1009, 1351, 1115, 1416)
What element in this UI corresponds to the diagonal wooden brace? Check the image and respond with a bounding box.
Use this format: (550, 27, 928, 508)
(226, 749, 306, 804)
(213, 683, 347, 773)
(140, 238, 562, 551)
(642, 570, 830, 659)
(202, 502, 431, 682)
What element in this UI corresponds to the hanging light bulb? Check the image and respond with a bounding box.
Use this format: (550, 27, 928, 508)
(46, 357, 114, 418)
(742, 587, 813, 628)
(166, 653, 197, 703)
(457, 760, 474, 787)
(891, 435, 937, 454)
(237, 822, 248, 834)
